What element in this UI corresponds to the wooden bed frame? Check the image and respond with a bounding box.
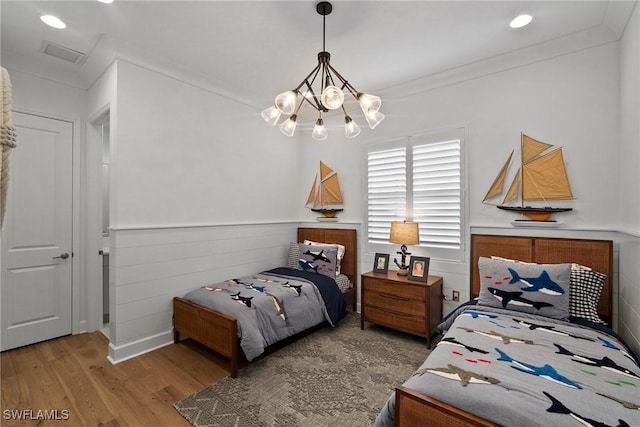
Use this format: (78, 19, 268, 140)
(173, 227, 357, 378)
(395, 234, 613, 427)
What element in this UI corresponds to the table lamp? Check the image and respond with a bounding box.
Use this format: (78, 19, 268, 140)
(389, 221, 419, 276)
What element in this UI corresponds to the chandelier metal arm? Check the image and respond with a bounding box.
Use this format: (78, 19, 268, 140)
(340, 103, 350, 118)
(302, 80, 323, 111)
(292, 94, 306, 116)
(325, 67, 340, 91)
(326, 64, 359, 98)
(294, 63, 322, 92)
(302, 63, 325, 111)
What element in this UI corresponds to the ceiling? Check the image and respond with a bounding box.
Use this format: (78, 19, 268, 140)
(1, 1, 636, 109)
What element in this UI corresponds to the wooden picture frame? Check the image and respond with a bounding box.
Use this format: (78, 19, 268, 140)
(408, 256, 429, 281)
(373, 253, 390, 274)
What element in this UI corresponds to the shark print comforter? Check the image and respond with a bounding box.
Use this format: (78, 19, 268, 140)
(182, 267, 346, 361)
(375, 304, 640, 427)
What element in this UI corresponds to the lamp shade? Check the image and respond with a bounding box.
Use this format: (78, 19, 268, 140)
(389, 221, 419, 245)
(344, 116, 361, 138)
(321, 86, 344, 110)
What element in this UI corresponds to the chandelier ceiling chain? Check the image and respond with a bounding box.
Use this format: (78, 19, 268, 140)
(261, 1, 384, 140)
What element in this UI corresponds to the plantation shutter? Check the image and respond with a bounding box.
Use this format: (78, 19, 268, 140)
(367, 147, 406, 243)
(412, 139, 462, 249)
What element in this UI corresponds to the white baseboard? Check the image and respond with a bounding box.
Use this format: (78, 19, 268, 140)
(107, 329, 173, 364)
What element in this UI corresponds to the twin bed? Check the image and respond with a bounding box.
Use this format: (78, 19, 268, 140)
(377, 234, 640, 427)
(173, 230, 639, 426)
(173, 227, 356, 378)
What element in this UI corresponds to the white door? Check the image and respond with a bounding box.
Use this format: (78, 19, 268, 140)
(1, 112, 73, 351)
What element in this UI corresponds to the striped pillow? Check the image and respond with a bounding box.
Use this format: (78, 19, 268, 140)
(287, 242, 300, 269)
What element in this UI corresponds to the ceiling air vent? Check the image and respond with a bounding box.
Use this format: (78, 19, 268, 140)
(40, 41, 86, 65)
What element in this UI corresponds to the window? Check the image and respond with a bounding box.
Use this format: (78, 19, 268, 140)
(366, 128, 465, 261)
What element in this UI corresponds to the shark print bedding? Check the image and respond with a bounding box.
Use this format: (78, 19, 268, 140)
(181, 267, 346, 361)
(375, 304, 640, 427)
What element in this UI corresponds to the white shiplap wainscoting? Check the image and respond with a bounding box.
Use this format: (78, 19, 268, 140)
(107, 222, 297, 363)
(618, 231, 640, 358)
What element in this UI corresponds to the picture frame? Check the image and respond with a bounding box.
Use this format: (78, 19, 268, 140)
(408, 256, 430, 282)
(373, 253, 390, 274)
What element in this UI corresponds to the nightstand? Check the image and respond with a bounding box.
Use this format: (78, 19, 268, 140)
(360, 271, 443, 347)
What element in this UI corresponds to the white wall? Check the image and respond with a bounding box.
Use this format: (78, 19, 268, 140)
(99, 60, 306, 360)
(113, 61, 299, 228)
(618, 3, 640, 357)
(374, 42, 620, 230)
(300, 42, 623, 314)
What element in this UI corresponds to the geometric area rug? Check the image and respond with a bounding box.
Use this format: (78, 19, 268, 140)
(174, 312, 433, 427)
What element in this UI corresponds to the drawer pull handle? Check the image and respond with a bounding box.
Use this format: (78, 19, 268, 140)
(390, 311, 418, 319)
(380, 294, 411, 301)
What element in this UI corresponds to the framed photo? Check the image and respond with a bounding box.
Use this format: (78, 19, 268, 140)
(408, 256, 430, 282)
(373, 253, 390, 274)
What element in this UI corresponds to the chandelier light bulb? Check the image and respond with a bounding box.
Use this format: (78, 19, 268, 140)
(275, 91, 297, 115)
(364, 110, 385, 129)
(344, 116, 361, 138)
(357, 93, 382, 112)
(312, 118, 328, 140)
(321, 86, 344, 110)
(261, 106, 282, 126)
(279, 115, 298, 137)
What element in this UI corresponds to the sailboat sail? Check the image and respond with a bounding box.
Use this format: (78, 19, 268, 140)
(306, 161, 344, 218)
(320, 173, 343, 204)
(503, 168, 520, 204)
(522, 148, 573, 200)
(483, 133, 574, 221)
(522, 134, 553, 163)
(483, 151, 513, 203)
(306, 175, 318, 206)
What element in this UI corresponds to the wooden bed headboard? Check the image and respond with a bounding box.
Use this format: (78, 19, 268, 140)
(470, 234, 613, 325)
(297, 227, 357, 286)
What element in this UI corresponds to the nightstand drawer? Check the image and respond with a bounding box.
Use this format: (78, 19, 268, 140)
(366, 292, 426, 317)
(365, 306, 426, 336)
(364, 278, 425, 300)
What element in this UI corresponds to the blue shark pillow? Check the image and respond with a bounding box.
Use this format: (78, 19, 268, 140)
(297, 244, 338, 280)
(477, 257, 571, 320)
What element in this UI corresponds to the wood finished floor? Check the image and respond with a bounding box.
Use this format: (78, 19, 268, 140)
(1, 332, 230, 426)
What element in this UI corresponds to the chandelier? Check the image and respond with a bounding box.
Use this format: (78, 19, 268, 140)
(261, 1, 384, 140)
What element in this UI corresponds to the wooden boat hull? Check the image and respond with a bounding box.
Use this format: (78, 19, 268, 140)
(311, 208, 343, 218)
(497, 206, 572, 222)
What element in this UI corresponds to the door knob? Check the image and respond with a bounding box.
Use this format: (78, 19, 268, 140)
(53, 253, 70, 260)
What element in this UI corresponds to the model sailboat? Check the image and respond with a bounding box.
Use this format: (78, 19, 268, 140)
(306, 161, 343, 218)
(483, 133, 574, 222)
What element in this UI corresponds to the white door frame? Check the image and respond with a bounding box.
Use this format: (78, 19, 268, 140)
(71, 115, 84, 334)
(85, 104, 111, 334)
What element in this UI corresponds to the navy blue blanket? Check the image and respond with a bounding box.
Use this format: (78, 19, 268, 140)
(265, 267, 346, 326)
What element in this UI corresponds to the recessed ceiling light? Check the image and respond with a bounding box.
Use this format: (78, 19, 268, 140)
(510, 14, 532, 29)
(40, 15, 66, 29)
(97, 0, 114, 3)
